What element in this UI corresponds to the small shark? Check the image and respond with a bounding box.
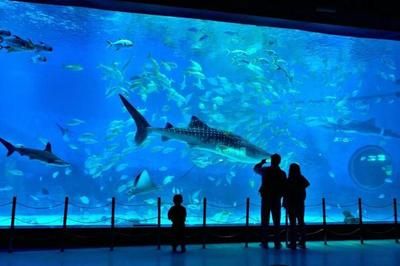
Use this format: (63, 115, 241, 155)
(311, 118, 400, 139)
(119, 94, 270, 163)
(0, 138, 70, 167)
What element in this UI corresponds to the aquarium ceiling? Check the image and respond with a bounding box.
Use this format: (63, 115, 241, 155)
(13, 0, 400, 40)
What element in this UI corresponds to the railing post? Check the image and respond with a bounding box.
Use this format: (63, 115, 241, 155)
(157, 197, 161, 250)
(358, 198, 363, 244)
(394, 198, 398, 244)
(111, 197, 116, 251)
(202, 197, 207, 249)
(245, 197, 250, 248)
(322, 198, 327, 245)
(8, 196, 17, 253)
(61, 196, 69, 252)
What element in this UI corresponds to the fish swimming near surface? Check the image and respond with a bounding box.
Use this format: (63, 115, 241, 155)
(0, 138, 70, 167)
(119, 94, 271, 164)
(107, 39, 133, 50)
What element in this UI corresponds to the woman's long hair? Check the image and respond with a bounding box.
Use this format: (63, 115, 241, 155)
(288, 163, 301, 179)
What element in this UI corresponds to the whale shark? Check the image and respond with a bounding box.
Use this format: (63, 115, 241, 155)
(119, 94, 270, 164)
(0, 138, 70, 167)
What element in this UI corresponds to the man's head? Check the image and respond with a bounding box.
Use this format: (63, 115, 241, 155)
(270, 153, 281, 167)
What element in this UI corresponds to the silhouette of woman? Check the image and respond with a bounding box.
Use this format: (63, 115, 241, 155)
(284, 163, 310, 249)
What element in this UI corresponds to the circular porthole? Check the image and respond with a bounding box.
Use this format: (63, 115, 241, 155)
(348, 145, 393, 190)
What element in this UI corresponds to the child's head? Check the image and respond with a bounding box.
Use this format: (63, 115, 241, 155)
(173, 194, 183, 205)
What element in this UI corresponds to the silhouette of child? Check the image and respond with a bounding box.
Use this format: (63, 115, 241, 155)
(168, 194, 187, 253)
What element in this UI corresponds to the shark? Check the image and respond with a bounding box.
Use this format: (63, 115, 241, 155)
(0, 138, 70, 167)
(308, 118, 400, 139)
(119, 94, 270, 164)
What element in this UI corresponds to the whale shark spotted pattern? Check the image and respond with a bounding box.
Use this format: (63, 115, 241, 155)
(119, 94, 270, 164)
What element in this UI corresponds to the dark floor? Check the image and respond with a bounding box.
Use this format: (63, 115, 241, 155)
(1, 240, 399, 266)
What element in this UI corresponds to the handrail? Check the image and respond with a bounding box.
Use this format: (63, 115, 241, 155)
(68, 202, 111, 209)
(0, 201, 12, 207)
(0, 196, 397, 229)
(17, 202, 64, 210)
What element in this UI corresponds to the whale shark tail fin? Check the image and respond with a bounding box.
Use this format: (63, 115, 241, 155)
(119, 94, 151, 145)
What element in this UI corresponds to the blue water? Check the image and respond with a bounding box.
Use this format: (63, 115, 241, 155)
(0, 0, 399, 227)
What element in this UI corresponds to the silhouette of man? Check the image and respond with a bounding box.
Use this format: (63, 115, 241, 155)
(284, 163, 310, 249)
(254, 153, 287, 249)
(168, 194, 187, 253)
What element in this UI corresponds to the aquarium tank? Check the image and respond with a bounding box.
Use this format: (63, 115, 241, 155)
(0, 0, 399, 227)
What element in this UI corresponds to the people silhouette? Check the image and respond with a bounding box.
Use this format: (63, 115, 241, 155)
(284, 163, 310, 249)
(168, 194, 187, 253)
(254, 153, 287, 249)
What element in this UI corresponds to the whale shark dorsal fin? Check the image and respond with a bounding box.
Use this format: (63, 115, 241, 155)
(189, 116, 209, 128)
(44, 142, 52, 152)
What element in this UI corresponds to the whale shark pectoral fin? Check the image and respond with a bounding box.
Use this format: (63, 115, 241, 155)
(188, 116, 209, 129)
(44, 142, 52, 152)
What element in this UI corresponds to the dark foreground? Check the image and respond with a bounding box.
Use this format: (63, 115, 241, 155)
(1, 240, 400, 266)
